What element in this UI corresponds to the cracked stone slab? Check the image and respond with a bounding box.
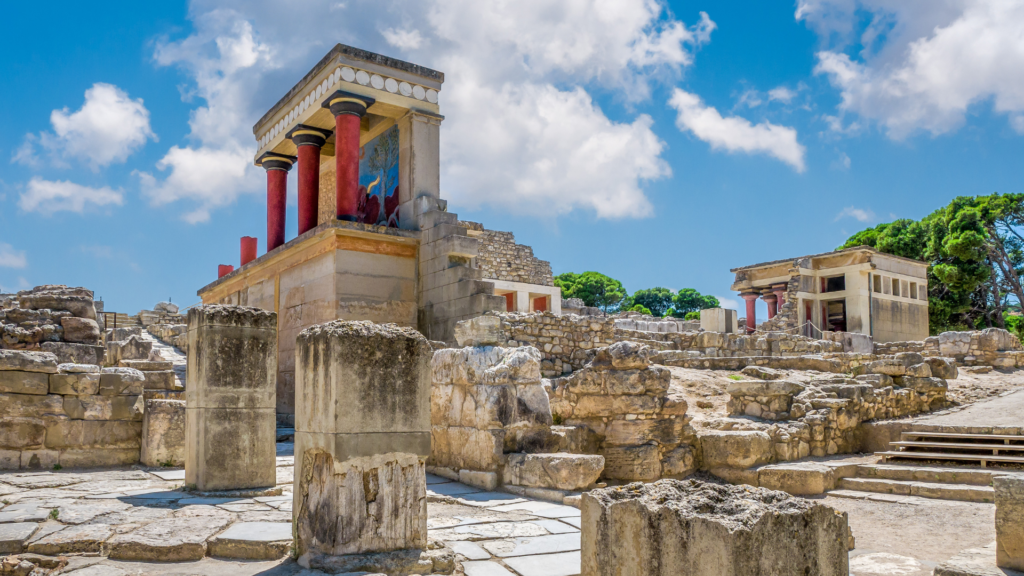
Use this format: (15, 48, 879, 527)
(448, 540, 491, 560)
(560, 517, 581, 529)
(54, 500, 132, 525)
(431, 521, 550, 542)
(504, 551, 582, 576)
(26, 523, 114, 554)
(207, 521, 292, 560)
(105, 516, 231, 561)
(149, 469, 185, 481)
(488, 502, 581, 518)
(463, 561, 517, 576)
(0, 504, 53, 523)
(529, 519, 579, 534)
(429, 482, 485, 496)
(0, 522, 39, 553)
(481, 533, 581, 558)
(456, 492, 528, 507)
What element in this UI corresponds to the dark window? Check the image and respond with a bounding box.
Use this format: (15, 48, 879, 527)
(823, 275, 846, 293)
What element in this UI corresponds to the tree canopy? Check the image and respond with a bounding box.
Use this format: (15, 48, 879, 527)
(672, 288, 720, 316)
(838, 192, 1024, 334)
(554, 271, 628, 311)
(630, 287, 675, 317)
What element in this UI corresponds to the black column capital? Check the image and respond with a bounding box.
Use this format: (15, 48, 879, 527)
(286, 124, 333, 148)
(256, 152, 297, 172)
(321, 90, 376, 118)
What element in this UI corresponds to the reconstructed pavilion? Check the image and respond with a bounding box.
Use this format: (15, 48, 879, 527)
(197, 44, 509, 421)
(730, 245, 930, 342)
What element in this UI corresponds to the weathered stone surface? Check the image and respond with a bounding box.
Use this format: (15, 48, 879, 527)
(154, 301, 179, 314)
(591, 341, 653, 371)
(700, 430, 772, 470)
(60, 317, 101, 344)
(602, 445, 662, 481)
(26, 524, 113, 554)
(0, 522, 39, 553)
(44, 419, 141, 449)
(0, 350, 58, 374)
(726, 380, 804, 397)
(58, 363, 100, 374)
(432, 346, 542, 387)
(0, 371, 49, 395)
(120, 360, 173, 372)
(757, 462, 835, 495)
(740, 366, 784, 380)
(40, 342, 105, 366)
(63, 395, 143, 421)
(49, 373, 100, 396)
(142, 371, 176, 391)
(186, 305, 277, 491)
(106, 336, 152, 366)
(141, 399, 185, 467)
(207, 521, 291, 560)
(105, 516, 230, 561)
(455, 315, 503, 347)
(996, 474, 1024, 571)
(0, 393, 65, 419)
(504, 453, 604, 491)
(97, 372, 144, 396)
(581, 480, 849, 576)
(925, 357, 959, 380)
(19, 289, 96, 319)
(306, 547, 440, 575)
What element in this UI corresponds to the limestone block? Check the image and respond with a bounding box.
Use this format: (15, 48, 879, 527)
(0, 371, 50, 395)
(459, 469, 499, 491)
(581, 480, 849, 576)
(49, 373, 100, 396)
(0, 393, 65, 418)
(186, 305, 277, 491)
(602, 444, 662, 481)
(431, 345, 541, 387)
(454, 315, 502, 347)
(660, 446, 696, 478)
(853, 359, 906, 377)
(141, 399, 185, 467)
(726, 380, 804, 397)
(700, 308, 737, 334)
(0, 418, 46, 449)
(757, 462, 835, 495)
(901, 376, 947, 394)
(45, 419, 142, 449)
(603, 418, 679, 447)
(572, 394, 659, 418)
(98, 371, 145, 396)
(106, 336, 153, 366)
(925, 357, 959, 380)
(121, 359, 173, 371)
(740, 366, 784, 380)
(63, 395, 143, 421)
(550, 425, 601, 454)
(60, 317, 101, 344)
(58, 363, 100, 373)
(995, 474, 1024, 570)
(0, 350, 58, 373)
(590, 341, 653, 371)
(854, 374, 894, 389)
(143, 371, 177, 391)
(58, 447, 139, 467)
(19, 292, 96, 319)
(40, 342, 105, 366)
(154, 301, 179, 314)
(503, 453, 604, 490)
(905, 363, 932, 377)
(939, 331, 972, 356)
(700, 430, 773, 469)
(429, 425, 503, 472)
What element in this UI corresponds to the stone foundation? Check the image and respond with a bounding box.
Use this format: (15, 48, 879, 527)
(141, 399, 185, 467)
(996, 475, 1024, 571)
(581, 480, 849, 576)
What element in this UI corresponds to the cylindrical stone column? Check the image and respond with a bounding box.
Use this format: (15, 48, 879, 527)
(240, 236, 257, 266)
(322, 91, 375, 221)
(257, 153, 296, 252)
(772, 284, 787, 310)
(218, 264, 234, 278)
(740, 292, 759, 334)
(286, 125, 333, 235)
(185, 305, 277, 491)
(763, 293, 778, 320)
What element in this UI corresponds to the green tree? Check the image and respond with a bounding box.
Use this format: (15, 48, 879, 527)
(627, 304, 652, 315)
(672, 289, 719, 317)
(631, 287, 675, 317)
(554, 271, 628, 311)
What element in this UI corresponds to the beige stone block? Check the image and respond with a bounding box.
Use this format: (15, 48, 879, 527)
(45, 418, 141, 449)
(602, 444, 662, 481)
(63, 395, 143, 421)
(0, 418, 46, 449)
(0, 371, 50, 395)
(185, 306, 277, 410)
(459, 469, 499, 491)
(504, 453, 604, 490)
(20, 449, 58, 470)
(604, 418, 679, 447)
(429, 426, 502, 471)
(98, 372, 144, 396)
(0, 349, 59, 373)
(454, 316, 502, 347)
(757, 462, 835, 495)
(0, 393, 65, 418)
(142, 371, 176, 391)
(572, 394, 659, 418)
(186, 407, 277, 491)
(996, 474, 1024, 570)
(49, 373, 100, 396)
(700, 430, 772, 469)
(141, 399, 185, 467)
(59, 447, 139, 467)
(0, 450, 20, 470)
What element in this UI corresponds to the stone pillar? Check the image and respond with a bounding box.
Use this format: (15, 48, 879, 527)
(397, 111, 443, 230)
(218, 265, 234, 278)
(185, 305, 277, 491)
(258, 152, 296, 252)
(740, 292, 759, 334)
(322, 91, 375, 222)
(287, 124, 333, 235)
(240, 236, 257, 267)
(141, 399, 185, 467)
(996, 474, 1024, 570)
(772, 283, 787, 309)
(763, 292, 778, 320)
(293, 320, 431, 571)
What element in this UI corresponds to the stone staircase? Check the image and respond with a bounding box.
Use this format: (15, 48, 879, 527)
(876, 430, 1024, 467)
(102, 312, 138, 329)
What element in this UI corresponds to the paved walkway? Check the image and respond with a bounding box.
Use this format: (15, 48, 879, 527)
(914, 388, 1024, 427)
(139, 329, 187, 387)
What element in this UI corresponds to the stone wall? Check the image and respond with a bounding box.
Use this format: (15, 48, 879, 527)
(758, 276, 800, 333)
(0, 285, 105, 365)
(547, 342, 695, 482)
(874, 328, 1024, 368)
(460, 222, 553, 286)
(0, 349, 146, 469)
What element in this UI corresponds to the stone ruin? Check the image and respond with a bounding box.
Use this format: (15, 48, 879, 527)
(1, 285, 105, 366)
(581, 480, 850, 576)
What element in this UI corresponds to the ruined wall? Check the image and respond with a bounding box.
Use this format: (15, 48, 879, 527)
(0, 350, 146, 469)
(871, 298, 930, 343)
(460, 222, 553, 286)
(759, 276, 800, 333)
(1, 286, 105, 366)
(874, 328, 1024, 368)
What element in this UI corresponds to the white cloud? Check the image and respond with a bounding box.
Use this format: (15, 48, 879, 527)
(141, 0, 711, 221)
(831, 151, 851, 170)
(669, 88, 807, 172)
(14, 83, 155, 170)
(381, 27, 424, 50)
(19, 177, 123, 215)
(0, 243, 27, 269)
(716, 296, 739, 311)
(835, 205, 875, 222)
(768, 86, 797, 103)
(801, 1, 1024, 139)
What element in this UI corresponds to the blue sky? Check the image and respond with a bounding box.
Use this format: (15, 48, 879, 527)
(2, 1, 1023, 319)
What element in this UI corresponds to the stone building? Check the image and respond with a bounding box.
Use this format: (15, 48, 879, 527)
(460, 221, 561, 315)
(730, 245, 929, 342)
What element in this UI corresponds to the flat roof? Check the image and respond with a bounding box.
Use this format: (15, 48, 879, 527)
(254, 43, 444, 134)
(730, 245, 927, 273)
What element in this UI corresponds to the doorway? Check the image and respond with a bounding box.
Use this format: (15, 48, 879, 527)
(825, 299, 847, 332)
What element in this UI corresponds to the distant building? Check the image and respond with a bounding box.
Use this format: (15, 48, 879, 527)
(730, 246, 929, 342)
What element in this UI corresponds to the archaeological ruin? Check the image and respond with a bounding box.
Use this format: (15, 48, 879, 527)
(1, 41, 1022, 576)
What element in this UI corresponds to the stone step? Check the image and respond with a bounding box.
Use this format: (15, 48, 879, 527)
(837, 477, 994, 503)
(854, 463, 997, 486)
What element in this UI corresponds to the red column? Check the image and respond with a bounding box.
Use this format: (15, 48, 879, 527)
(772, 284, 787, 310)
(257, 153, 295, 253)
(322, 91, 375, 221)
(287, 125, 332, 234)
(763, 293, 778, 319)
(740, 292, 760, 334)
(240, 236, 257, 266)
(218, 264, 234, 278)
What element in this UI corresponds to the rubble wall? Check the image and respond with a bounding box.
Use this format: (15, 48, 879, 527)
(460, 222, 553, 286)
